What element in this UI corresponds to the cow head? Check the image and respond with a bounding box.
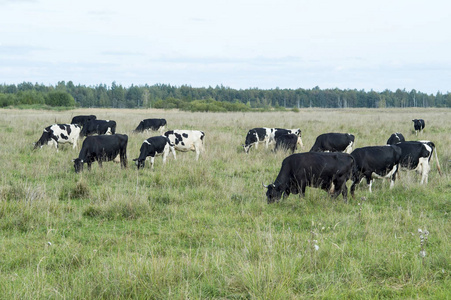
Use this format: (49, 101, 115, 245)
(243, 144, 252, 153)
(73, 158, 84, 173)
(34, 131, 51, 149)
(292, 128, 301, 136)
(263, 183, 281, 204)
(133, 158, 145, 169)
(243, 131, 258, 153)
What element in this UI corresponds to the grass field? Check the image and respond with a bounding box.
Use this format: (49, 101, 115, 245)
(0, 108, 450, 299)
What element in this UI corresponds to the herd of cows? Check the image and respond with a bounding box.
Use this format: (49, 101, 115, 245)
(33, 115, 442, 204)
(33, 115, 205, 172)
(259, 118, 442, 203)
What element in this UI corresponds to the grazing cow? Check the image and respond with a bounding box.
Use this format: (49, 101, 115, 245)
(396, 141, 442, 184)
(412, 119, 425, 135)
(273, 128, 303, 148)
(73, 134, 128, 173)
(133, 136, 174, 170)
(310, 133, 355, 154)
(243, 127, 273, 153)
(70, 115, 96, 126)
(34, 124, 81, 151)
(273, 133, 303, 154)
(386, 132, 405, 145)
(80, 119, 116, 136)
(133, 118, 167, 134)
(164, 130, 205, 160)
(264, 152, 354, 203)
(350, 145, 402, 196)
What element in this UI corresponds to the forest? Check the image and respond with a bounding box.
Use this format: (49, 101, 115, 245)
(1, 81, 450, 111)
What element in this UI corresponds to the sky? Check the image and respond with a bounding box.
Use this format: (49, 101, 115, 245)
(1, 0, 450, 94)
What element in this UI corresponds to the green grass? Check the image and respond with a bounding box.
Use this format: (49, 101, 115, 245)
(0, 108, 449, 299)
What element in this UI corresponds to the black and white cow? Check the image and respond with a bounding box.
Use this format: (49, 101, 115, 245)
(310, 133, 355, 154)
(350, 145, 402, 196)
(412, 119, 425, 135)
(71, 115, 96, 126)
(163, 130, 205, 160)
(133, 118, 167, 134)
(264, 152, 354, 203)
(272, 128, 303, 148)
(386, 132, 405, 145)
(34, 124, 81, 151)
(73, 134, 128, 173)
(243, 127, 273, 153)
(133, 136, 174, 170)
(396, 141, 442, 184)
(80, 119, 116, 136)
(273, 133, 303, 154)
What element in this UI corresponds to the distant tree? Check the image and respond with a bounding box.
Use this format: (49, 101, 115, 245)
(46, 91, 75, 106)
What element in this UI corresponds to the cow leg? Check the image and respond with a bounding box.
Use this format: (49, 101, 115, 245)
(341, 183, 348, 203)
(170, 147, 177, 160)
(283, 190, 290, 199)
(150, 156, 155, 170)
(87, 162, 92, 171)
(120, 151, 127, 169)
(350, 181, 357, 197)
(390, 169, 398, 189)
(417, 157, 430, 184)
(162, 149, 169, 165)
(366, 177, 373, 193)
(195, 147, 200, 161)
(300, 183, 306, 197)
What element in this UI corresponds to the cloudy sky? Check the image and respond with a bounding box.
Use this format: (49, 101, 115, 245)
(1, 0, 450, 94)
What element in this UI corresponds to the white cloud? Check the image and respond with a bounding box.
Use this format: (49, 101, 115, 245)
(0, 0, 450, 93)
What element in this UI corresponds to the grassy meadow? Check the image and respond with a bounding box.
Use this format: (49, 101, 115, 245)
(0, 108, 450, 299)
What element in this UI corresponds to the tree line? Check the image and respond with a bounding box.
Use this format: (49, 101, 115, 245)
(1, 81, 450, 111)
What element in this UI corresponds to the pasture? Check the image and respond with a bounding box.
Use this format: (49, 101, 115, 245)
(0, 108, 450, 299)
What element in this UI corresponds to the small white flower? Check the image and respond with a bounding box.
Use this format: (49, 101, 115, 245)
(419, 250, 426, 257)
(314, 245, 319, 251)
(418, 228, 423, 234)
(47, 242, 52, 246)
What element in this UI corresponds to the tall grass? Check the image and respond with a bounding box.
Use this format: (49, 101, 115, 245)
(0, 108, 449, 298)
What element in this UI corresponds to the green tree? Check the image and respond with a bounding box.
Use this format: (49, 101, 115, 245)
(46, 91, 75, 106)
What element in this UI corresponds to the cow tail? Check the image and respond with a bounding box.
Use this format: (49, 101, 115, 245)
(434, 147, 443, 176)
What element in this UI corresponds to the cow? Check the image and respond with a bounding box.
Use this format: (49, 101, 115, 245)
(350, 145, 402, 196)
(163, 130, 205, 160)
(243, 127, 273, 153)
(272, 128, 303, 148)
(80, 119, 116, 136)
(34, 124, 81, 151)
(133, 118, 167, 134)
(70, 115, 96, 126)
(396, 141, 442, 184)
(264, 152, 354, 203)
(310, 133, 355, 154)
(73, 134, 128, 173)
(133, 136, 174, 170)
(273, 133, 303, 154)
(386, 132, 405, 145)
(412, 119, 425, 135)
